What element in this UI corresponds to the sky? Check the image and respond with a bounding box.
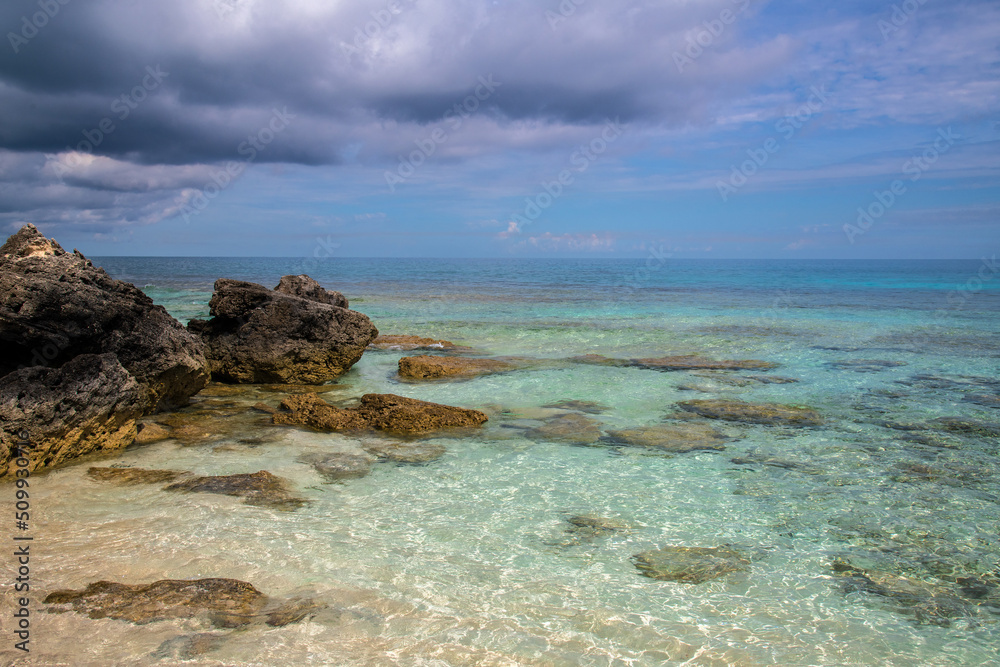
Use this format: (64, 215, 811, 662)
(0, 0, 998, 258)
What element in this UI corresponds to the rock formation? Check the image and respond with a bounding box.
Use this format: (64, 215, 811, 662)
(676, 399, 823, 426)
(272, 392, 488, 434)
(0, 224, 209, 410)
(398, 355, 517, 380)
(188, 276, 377, 384)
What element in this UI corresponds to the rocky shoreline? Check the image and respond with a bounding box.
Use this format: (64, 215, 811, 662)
(2, 223, 998, 643)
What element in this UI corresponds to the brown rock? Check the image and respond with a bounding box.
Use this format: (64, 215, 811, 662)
(163, 470, 306, 510)
(273, 392, 488, 435)
(356, 393, 489, 433)
(87, 467, 188, 485)
(632, 546, 750, 584)
(566, 515, 630, 537)
(274, 274, 348, 308)
(398, 355, 516, 380)
(134, 422, 171, 445)
(677, 399, 823, 426)
(604, 423, 729, 453)
(300, 452, 373, 479)
(43, 578, 322, 628)
(272, 393, 368, 430)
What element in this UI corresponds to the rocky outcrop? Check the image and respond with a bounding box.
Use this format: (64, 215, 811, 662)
(632, 546, 750, 584)
(163, 470, 306, 510)
(0, 224, 209, 411)
(676, 399, 823, 427)
(188, 276, 377, 384)
(0, 354, 148, 478)
(272, 392, 488, 435)
(603, 423, 730, 453)
(44, 578, 323, 628)
(398, 355, 517, 380)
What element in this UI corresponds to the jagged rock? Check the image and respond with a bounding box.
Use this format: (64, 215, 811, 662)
(677, 399, 823, 426)
(134, 422, 172, 445)
(88, 466, 189, 485)
(369, 334, 467, 351)
(0, 224, 208, 410)
(163, 470, 306, 510)
(525, 413, 602, 444)
(631, 355, 779, 371)
(632, 546, 750, 584)
(398, 355, 517, 380)
(542, 399, 611, 414)
(188, 276, 377, 384)
(300, 452, 373, 479)
(361, 440, 447, 464)
(0, 354, 147, 478)
(43, 578, 322, 628)
(603, 423, 729, 453)
(274, 274, 348, 308)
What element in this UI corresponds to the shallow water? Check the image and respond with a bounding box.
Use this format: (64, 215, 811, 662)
(2, 258, 998, 666)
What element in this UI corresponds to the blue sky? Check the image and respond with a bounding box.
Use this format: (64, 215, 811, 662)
(1, 0, 997, 258)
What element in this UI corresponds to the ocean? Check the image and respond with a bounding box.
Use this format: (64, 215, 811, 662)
(12, 257, 1000, 666)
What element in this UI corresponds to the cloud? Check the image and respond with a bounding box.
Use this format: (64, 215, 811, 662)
(518, 232, 616, 252)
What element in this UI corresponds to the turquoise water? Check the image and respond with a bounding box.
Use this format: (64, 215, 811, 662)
(7, 258, 999, 666)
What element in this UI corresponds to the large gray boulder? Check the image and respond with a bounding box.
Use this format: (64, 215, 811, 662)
(188, 276, 378, 384)
(0, 224, 209, 411)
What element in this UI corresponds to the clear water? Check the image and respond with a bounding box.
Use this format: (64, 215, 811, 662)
(4, 258, 999, 666)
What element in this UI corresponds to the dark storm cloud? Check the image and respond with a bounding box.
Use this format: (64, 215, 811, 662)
(0, 0, 786, 165)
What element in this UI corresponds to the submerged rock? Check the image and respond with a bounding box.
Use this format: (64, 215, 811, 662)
(832, 558, 977, 627)
(603, 423, 729, 453)
(566, 515, 630, 537)
(676, 399, 823, 427)
(541, 399, 611, 414)
(188, 276, 377, 384)
(163, 470, 306, 510)
(299, 452, 373, 480)
(361, 439, 447, 464)
(525, 413, 603, 444)
(397, 355, 517, 380)
(133, 422, 172, 445)
(963, 394, 1000, 409)
(827, 359, 907, 372)
(44, 578, 322, 628)
(88, 466, 189, 485)
(369, 334, 467, 351)
(631, 355, 779, 372)
(929, 417, 1000, 438)
(632, 546, 750, 584)
(0, 225, 209, 411)
(152, 633, 231, 661)
(1, 354, 147, 478)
